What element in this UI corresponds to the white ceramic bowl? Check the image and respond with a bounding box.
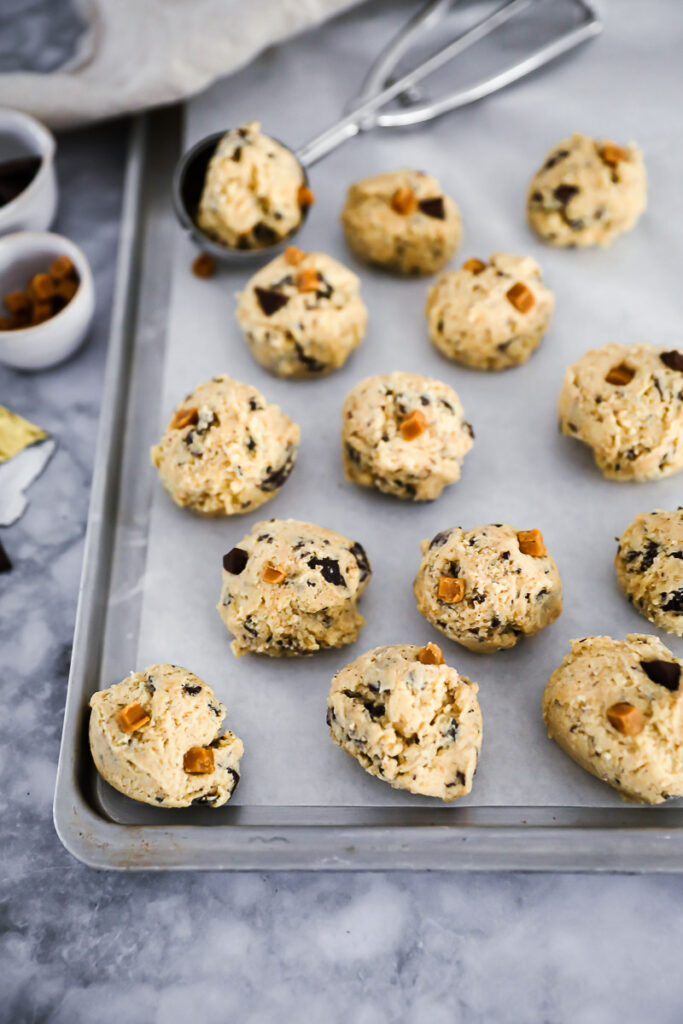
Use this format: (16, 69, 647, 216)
(0, 232, 95, 370)
(0, 108, 57, 235)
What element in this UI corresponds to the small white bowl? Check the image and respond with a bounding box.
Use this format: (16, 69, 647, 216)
(0, 108, 57, 235)
(0, 232, 95, 370)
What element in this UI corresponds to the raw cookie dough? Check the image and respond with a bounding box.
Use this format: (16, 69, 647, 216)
(218, 518, 372, 657)
(197, 121, 308, 249)
(527, 133, 647, 247)
(426, 253, 555, 371)
(615, 509, 683, 636)
(414, 523, 562, 652)
(542, 634, 683, 804)
(151, 376, 300, 515)
(341, 371, 474, 500)
(557, 344, 683, 481)
(89, 664, 243, 809)
(236, 247, 368, 378)
(327, 643, 482, 801)
(341, 169, 462, 275)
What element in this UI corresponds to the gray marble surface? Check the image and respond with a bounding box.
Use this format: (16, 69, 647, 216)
(2, 3, 683, 1022)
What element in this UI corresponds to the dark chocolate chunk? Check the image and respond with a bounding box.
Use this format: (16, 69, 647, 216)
(255, 287, 289, 316)
(223, 547, 249, 575)
(208, 702, 222, 717)
(260, 447, 296, 491)
(661, 590, 683, 613)
(345, 443, 361, 465)
(464, 422, 474, 439)
(639, 541, 660, 572)
(350, 541, 371, 581)
(183, 684, 202, 695)
(418, 196, 445, 219)
(640, 659, 681, 691)
(660, 350, 683, 372)
(308, 556, 346, 587)
(544, 149, 569, 170)
(429, 530, 451, 549)
(191, 793, 219, 806)
(553, 184, 579, 204)
(0, 538, 12, 573)
(253, 222, 278, 246)
(294, 342, 327, 373)
(227, 768, 240, 791)
(231, 146, 242, 162)
(246, 435, 256, 451)
(248, 397, 262, 411)
(445, 720, 459, 740)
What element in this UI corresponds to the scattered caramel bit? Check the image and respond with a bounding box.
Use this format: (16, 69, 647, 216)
(4, 290, 30, 316)
(418, 642, 445, 666)
(171, 406, 199, 430)
(517, 529, 546, 557)
(463, 258, 487, 274)
(263, 564, 287, 584)
(183, 746, 215, 774)
(400, 409, 428, 441)
(391, 186, 418, 216)
(284, 245, 306, 266)
(438, 577, 465, 603)
(605, 363, 635, 386)
(115, 700, 150, 733)
(298, 185, 315, 208)
(49, 254, 75, 281)
(297, 266, 320, 292)
(606, 702, 644, 736)
(28, 273, 55, 302)
(600, 143, 628, 167)
(506, 281, 535, 314)
(192, 253, 216, 278)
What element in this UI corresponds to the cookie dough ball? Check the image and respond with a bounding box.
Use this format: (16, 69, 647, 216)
(218, 518, 372, 657)
(341, 371, 474, 501)
(197, 121, 310, 249)
(426, 253, 555, 371)
(151, 376, 299, 516)
(414, 524, 562, 653)
(236, 247, 367, 378)
(616, 509, 683, 636)
(542, 634, 683, 804)
(327, 643, 482, 801)
(527, 133, 647, 248)
(341, 170, 462, 275)
(558, 344, 683, 481)
(89, 664, 243, 809)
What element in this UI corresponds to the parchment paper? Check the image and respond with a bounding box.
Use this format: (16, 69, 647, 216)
(135, 0, 682, 807)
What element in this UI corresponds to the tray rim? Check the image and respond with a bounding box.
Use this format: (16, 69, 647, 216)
(53, 110, 683, 873)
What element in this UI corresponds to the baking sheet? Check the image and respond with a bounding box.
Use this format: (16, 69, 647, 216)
(124, 0, 681, 812)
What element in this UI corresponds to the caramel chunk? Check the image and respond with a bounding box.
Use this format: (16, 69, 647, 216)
(115, 700, 150, 733)
(438, 577, 465, 603)
(391, 186, 418, 216)
(0, 316, 13, 331)
(506, 282, 535, 314)
(28, 273, 55, 302)
(418, 642, 445, 666)
(298, 185, 315, 208)
(297, 267, 320, 293)
(171, 406, 199, 430)
(263, 564, 287, 584)
(4, 290, 30, 316)
(605, 363, 635, 386)
(400, 409, 428, 441)
(517, 528, 546, 557)
(192, 253, 216, 278)
(606, 702, 644, 736)
(49, 254, 76, 281)
(600, 143, 628, 167)
(284, 245, 306, 266)
(183, 746, 215, 774)
(31, 300, 53, 324)
(463, 258, 487, 274)
(54, 277, 78, 304)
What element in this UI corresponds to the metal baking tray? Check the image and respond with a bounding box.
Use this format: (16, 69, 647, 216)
(54, 6, 683, 869)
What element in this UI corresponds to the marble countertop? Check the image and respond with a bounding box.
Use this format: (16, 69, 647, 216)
(2, 3, 683, 1022)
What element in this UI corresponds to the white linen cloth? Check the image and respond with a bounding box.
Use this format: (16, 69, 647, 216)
(0, 0, 362, 130)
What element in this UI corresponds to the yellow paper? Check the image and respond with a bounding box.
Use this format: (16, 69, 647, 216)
(0, 405, 48, 462)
